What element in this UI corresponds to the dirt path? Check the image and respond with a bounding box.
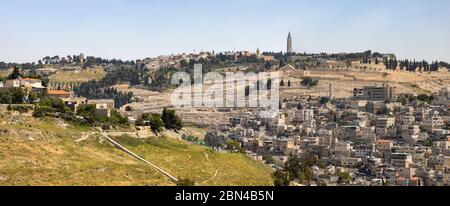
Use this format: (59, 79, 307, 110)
(204, 152, 210, 161)
(200, 169, 218, 185)
(75, 132, 92, 143)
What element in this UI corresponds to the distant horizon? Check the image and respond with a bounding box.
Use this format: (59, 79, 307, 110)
(2, 48, 448, 65)
(1, 0, 449, 63)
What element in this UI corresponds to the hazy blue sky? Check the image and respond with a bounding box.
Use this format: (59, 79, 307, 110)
(1, 0, 449, 63)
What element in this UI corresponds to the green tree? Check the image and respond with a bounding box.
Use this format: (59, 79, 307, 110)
(33, 98, 71, 117)
(204, 132, 226, 149)
(8, 105, 32, 113)
(225, 140, 244, 153)
(0, 90, 12, 104)
(267, 79, 272, 90)
(141, 113, 165, 134)
(161, 108, 183, 131)
(245, 85, 250, 96)
(76, 104, 97, 123)
(108, 110, 129, 126)
(7, 67, 21, 80)
(279, 59, 286, 67)
(272, 169, 290, 186)
(264, 61, 272, 69)
(284, 154, 302, 181)
(418, 94, 434, 103)
(301, 167, 313, 186)
(397, 95, 408, 105)
(9, 88, 25, 103)
(301, 77, 319, 88)
(28, 92, 39, 103)
(33, 106, 48, 117)
(39, 98, 72, 114)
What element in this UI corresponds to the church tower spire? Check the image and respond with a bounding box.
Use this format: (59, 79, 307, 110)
(287, 32, 293, 54)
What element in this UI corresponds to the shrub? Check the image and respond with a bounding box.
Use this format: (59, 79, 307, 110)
(226, 140, 244, 153)
(418, 94, 434, 103)
(8, 105, 33, 113)
(184, 135, 198, 143)
(319, 97, 330, 105)
(301, 77, 319, 88)
(176, 178, 196, 186)
(34, 98, 127, 129)
(263, 155, 276, 165)
(109, 110, 129, 126)
(0, 88, 25, 104)
(33, 106, 46, 117)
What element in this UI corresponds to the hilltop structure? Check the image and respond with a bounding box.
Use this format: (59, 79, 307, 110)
(287, 32, 293, 54)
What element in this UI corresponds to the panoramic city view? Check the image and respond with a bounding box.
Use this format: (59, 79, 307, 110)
(1, 0, 450, 191)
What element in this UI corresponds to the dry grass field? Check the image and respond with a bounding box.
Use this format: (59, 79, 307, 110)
(0, 69, 12, 78)
(48, 67, 106, 83)
(280, 66, 450, 98)
(0, 115, 272, 186)
(113, 135, 273, 186)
